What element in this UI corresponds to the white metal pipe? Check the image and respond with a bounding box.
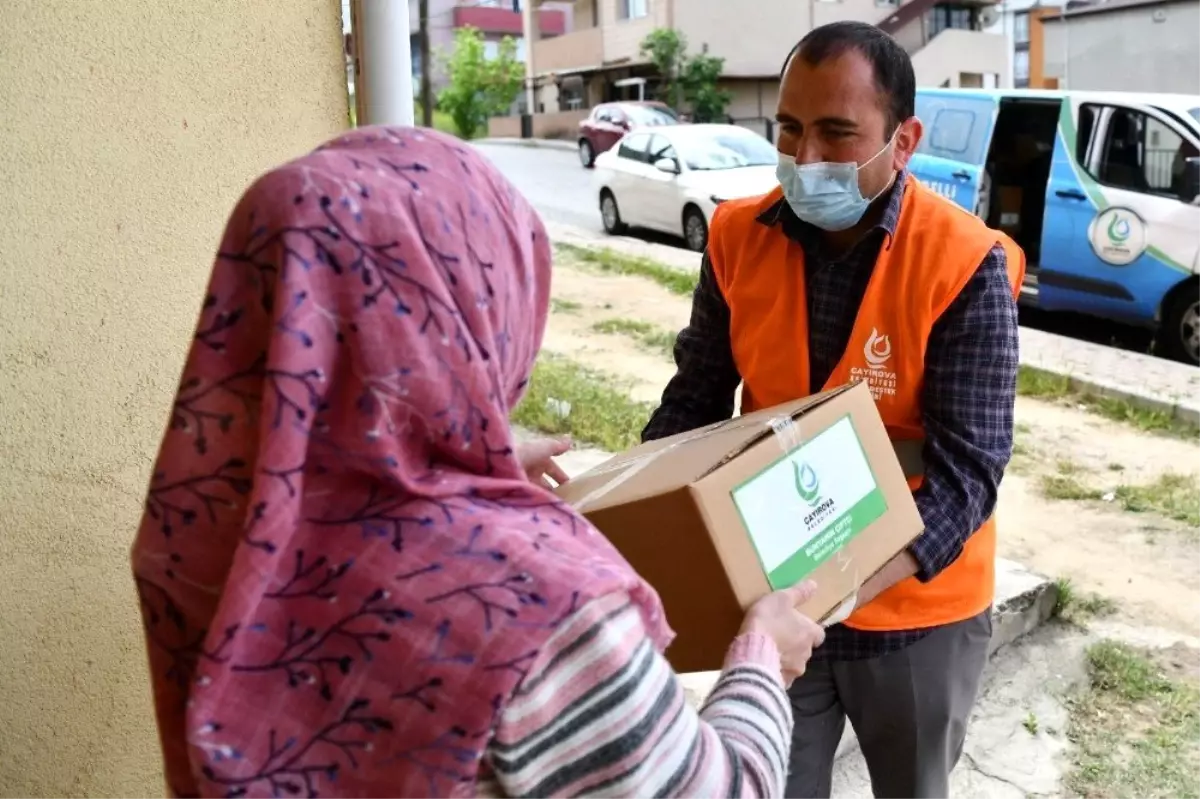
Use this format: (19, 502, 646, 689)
(355, 0, 415, 126)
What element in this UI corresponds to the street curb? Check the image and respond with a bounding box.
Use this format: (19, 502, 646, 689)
(679, 559, 1057, 763)
(475, 137, 577, 152)
(1020, 358, 1200, 428)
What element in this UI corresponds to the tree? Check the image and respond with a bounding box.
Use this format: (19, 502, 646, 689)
(639, 29, 732, 123)
(437, 27, 524, 140)
(681, 51, 732, 123)
(639, 28, 688, 110)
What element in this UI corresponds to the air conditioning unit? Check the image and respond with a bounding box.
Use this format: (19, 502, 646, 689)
(979, 6, 1000, 28)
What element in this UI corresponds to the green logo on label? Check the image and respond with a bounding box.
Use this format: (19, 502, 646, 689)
(1107, 214, 1131, 244)
(793, 461, 821, 506)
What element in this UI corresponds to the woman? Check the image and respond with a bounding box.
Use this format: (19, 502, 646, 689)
(132, 126, 825, 798)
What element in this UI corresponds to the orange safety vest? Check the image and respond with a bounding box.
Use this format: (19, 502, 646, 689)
(708, 175, 1025, 631)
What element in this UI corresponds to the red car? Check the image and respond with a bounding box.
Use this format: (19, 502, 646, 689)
(577, 101, 680, 168)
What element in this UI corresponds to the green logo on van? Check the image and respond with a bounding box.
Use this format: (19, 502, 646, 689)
(793, 461, 821, 506)
(1107, 214, 1132, 244)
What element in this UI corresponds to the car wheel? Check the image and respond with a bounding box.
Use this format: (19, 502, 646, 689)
(683, 205, 708, 252)
(579, 139, 595, 168)
(1160, 279, 1200, 365)
(600, 190, 625, 235)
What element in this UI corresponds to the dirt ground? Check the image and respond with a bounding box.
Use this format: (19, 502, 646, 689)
(546, 260, 1200, 639)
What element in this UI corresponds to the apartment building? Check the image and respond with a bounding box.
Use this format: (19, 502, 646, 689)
(986, 1, 1065, 88)
(1040, 0, 1200, 93)
(527, 0, 1009, 133)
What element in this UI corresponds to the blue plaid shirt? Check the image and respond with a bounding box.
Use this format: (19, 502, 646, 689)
(642, 173, 1019, 661)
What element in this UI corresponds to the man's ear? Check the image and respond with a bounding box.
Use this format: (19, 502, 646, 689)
(893, 116, 923, 171)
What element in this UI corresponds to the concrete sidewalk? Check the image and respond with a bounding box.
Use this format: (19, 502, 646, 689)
(476, 137, 576, 152)
(544, 220, 1200, 425)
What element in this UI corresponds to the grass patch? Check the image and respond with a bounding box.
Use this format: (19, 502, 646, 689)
(592, 317, 677, 358)
(1039, 464, 1200, 528)
(555, 242, 699, 297)
(1053, 577, 1118, 623)
(1041, 460, 1104, 501)
(511, 354, 652, 452)
(550, 298, 582, 314)
(1114, 472, 1200, 527)
(1017, 366, 1198, 439)
(1067, 641, 1200, 798)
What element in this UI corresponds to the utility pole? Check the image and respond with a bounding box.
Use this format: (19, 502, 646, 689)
(521, 0, 538, 117)
(418, 0, 433, 126)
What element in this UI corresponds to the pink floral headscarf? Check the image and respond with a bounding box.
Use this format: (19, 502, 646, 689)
(132, 127, 671, 797)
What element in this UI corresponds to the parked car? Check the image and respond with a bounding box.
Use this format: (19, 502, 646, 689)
(594, 124, 780, 252)
(577, 102, 680, 168)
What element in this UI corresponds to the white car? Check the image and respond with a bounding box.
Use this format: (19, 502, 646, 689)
(593, 124, 781, 252)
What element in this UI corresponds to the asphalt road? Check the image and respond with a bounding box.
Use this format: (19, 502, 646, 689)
(473, 141, 1169, 360)
(473, 141, 604, 233)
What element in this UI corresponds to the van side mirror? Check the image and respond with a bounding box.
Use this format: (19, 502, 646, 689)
(1183, 157, 1200, 204)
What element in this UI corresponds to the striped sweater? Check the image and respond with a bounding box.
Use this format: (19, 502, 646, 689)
(478, 591, 793, 798)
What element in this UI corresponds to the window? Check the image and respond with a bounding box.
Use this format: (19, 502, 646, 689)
(668, 127, 779, 171)
(618, 132, 652, 162)
(1013, 12, 1030, 44)
(1076, 104, 1098, 164)
(913, 94, 997, 164)
(647, 134, 678, 167)
(1013, 50, 1030, 84)
(620, 104, 678, 126)
(928, 3, 979, 37)
(929, 109, 975, 153)
(620, 0, 649, 20)
(1086, 104, 1193, 201)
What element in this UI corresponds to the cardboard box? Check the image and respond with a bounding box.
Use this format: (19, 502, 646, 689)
(997, 185, 1023, 235)
(554, 381, 925, 672)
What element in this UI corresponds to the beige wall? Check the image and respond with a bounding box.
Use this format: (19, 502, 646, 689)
(488, 109, 589, 138)
(600, 0, 670, 65)
(0, 1, 347, 795)
(675, 0, 907, 77)
(536, 26, 605, 72)
(910, 28, 1008, 87)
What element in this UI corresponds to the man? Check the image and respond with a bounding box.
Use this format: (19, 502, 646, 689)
(642, 21, 1023, 799)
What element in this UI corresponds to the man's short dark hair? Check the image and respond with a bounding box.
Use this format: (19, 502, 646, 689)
(780, 21, 915, 133)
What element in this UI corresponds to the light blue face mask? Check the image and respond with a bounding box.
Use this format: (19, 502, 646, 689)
(775, 132, 899, 232)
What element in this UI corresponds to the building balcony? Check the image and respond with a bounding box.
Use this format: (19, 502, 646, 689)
(533, 26, 604, 73)
(453, 5, 566, 37)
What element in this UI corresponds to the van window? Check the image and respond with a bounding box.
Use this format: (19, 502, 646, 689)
(1076, 104, 1098, 163)
(1086, 104, 1193, 201)
(914, 94, 996, 164)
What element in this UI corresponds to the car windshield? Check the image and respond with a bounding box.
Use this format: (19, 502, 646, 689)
(622, 105, 678, 126)
(672, 128, 778, 171)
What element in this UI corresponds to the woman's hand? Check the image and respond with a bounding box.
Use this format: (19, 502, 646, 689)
(739, 581, 826, 687)
(515, 435, 572, 489)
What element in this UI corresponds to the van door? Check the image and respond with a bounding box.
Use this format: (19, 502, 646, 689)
(1037, 98, 1199, 337)
(909, 91, 1000, 213)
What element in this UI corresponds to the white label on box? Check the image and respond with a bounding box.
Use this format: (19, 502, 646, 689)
(730, 415, 887, 589)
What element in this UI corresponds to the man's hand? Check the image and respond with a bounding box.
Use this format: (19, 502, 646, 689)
(855, 550, 920, 609)
(515, 435, 572, 489)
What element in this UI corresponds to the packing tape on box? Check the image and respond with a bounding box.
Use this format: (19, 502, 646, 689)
(569, 426, 716, 512)
(570, 413, 806, 513)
